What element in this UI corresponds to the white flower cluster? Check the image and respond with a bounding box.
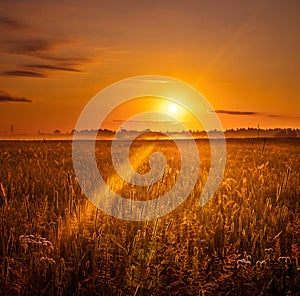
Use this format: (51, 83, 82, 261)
(40, 256, 56, 264)
(19, 234, 53, 247)
(237, 258, 251, 269)
(264, 248, 273, 254)
(278, 256, 291, 266)
(255, 260, 267, 269)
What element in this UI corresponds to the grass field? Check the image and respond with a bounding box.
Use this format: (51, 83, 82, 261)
(0, 139, 299, 295)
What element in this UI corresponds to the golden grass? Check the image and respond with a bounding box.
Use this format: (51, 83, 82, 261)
(0, 138, 299, 295)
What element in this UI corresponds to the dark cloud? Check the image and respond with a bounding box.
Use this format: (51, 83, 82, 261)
(0, 35, 92, 76)
(0, 36, 91, 79)
(0, 90, 32, 103)
(5, 39, 55, 55)
(2, 70, 46, 78)
(41, 56, 90, 63)
(211, 110, 300, 119)
(0, 16, 25, 30)
(2, 39, 90, 63)
(267, 114, 288, 118)
(267, 114, 300, 119)
(26, 64, 82, 72)
(212, 110, 259, 116)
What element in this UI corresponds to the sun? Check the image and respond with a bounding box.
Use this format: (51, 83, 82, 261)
(168, 103, 178, 114)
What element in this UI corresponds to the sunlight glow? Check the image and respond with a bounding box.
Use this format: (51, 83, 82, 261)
(168, 103, 178, 114)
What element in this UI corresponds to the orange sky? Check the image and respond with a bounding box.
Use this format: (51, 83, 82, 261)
(0, 0, 299, 135)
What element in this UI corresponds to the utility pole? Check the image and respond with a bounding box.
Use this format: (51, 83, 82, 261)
(257, 124, 260, 139)
(10, 125, 14, 135)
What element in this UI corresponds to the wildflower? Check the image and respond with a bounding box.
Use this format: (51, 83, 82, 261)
(19, 234, 34, 244)
(40, 256, 56, 264)
(19, 234, 53, 248)
(278, 256, 290, 267)
(278, 256, 286, 263)
(264, 248, 273, 255)
(237, 259, 248, 269)
(40, 237, 53, 247)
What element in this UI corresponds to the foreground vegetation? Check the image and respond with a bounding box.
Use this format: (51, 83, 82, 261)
(0, 139, 299, 295)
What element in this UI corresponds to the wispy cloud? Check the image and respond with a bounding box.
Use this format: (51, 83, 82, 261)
(212, 110, 259, 116)
(4, 39, 56, 55)
(26, 64, 82, 72)
(267, 114, 288, 118)
(2, 38, 89, 63)
(0, 16, 26, 30)
(0, 38, 90, 77)
(267, 114, 300, 119)
(211, 109, 300, 119)
(40, 56, 90, 63)
(0, 90, 32, 103)
(2, 70, 46, 78)
(113, 119, 185, 124)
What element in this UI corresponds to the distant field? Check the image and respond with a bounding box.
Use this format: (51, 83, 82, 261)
(0, 139, 299, 295)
